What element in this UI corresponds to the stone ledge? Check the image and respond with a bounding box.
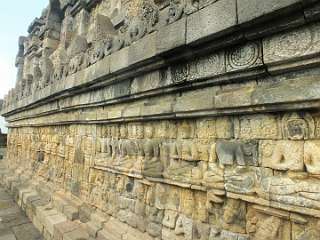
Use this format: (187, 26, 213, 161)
(2, 1, 319, 117)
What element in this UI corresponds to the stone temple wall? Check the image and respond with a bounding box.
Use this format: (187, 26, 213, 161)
(1, 0, 320, 239)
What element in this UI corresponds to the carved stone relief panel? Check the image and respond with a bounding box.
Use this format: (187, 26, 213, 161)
(216, 140, 259, 167)
(246, 205, 291, 240)
(263, 22, 320, 65)
(227, 41, 263, 72)
(260, 140, 304, 171)
(282, 112, 315, 140)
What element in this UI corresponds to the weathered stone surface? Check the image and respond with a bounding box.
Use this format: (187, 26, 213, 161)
(263, 22, 320, 68)
(260, 140, 304, 171)
(2, 1, 320, 240)
(237, 0, 300, 24)
(186, 0, 237, 44)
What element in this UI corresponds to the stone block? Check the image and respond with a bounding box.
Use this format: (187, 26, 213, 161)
(174, 88, 215, 112)
(100, 217, 128, 240)
(63, 228, 90, 240)
(260, 140, 304, 171)
(304, 140, 320, 174)
(215, 83, 256, 109)
(36, 206, 59, 225)
(216, 140, 259, 167)
(226, 41, 263, 72)
(22, 191, 38, 209)
(44, 214, 67, 235)
(87, 53, 112, 81)
(63, 205, 79, 221)
(234, 114, 280, 139)
(251, 77, 320, 106)
(0, 233, 16, 240)
(128, 32, 157, 66)
(86, 221, 102, 238)
(237, 0, 300, 24)
(53, 221, 80, 240)
(141, 95, 174, 116)
(12, 223, 42, 240)
(156, 18, 186, 55)
(123, 226, 154, 240)
(131, 71, 161, 94)
(79, 204, 93, 223)
(187, 0, 237, 44)
(110, 47, 129, 73)
(263, 23, 320, 68)
(188, 51, 226, 81)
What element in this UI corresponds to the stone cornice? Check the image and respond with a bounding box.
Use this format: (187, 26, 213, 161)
(2, 0, 319, 119)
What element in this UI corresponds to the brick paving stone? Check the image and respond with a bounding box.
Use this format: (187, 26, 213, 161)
(0, 186, 43, 240)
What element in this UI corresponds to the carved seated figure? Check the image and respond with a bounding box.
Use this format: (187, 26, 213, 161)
(94, 136, 112, 167)
(142, 124, 162, 178)
(128, 123, 144, 174)
(55, 136, 65, 179)
(110, 125, 120, 164)
(113, 125, 135, 172)
(203, 142, 224, 190)
(163, 121, 202, 184)
(304, 141, 320, 175)
(261, 140, 304, 171)
(216, 140, 258, 167)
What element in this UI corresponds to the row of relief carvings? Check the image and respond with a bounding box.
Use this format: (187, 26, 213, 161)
(7, 147, 320, 240)
(2, 0, 201, 109)
(5, 0, 304, 112)
(3, 4, 320, 111)
(6, 113, 320, 215)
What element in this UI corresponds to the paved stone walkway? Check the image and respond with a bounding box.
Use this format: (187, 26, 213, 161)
(0, 186, 43, 240)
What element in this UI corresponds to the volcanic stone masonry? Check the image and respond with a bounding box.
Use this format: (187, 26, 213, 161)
(2, 0, 320, 239)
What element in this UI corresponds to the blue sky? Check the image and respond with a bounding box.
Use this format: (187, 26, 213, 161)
(0, 0, 48, 132)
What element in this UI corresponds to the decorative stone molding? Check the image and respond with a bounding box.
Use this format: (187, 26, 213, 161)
(2, 1, 320, 240)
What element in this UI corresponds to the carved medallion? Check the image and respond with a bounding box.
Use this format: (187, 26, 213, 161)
(227, 42, 261, 71)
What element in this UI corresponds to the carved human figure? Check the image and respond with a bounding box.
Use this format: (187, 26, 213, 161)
(142, 124, 162, 178)
(203, 142, 225, 191)
(89, 172, 105, 208)
(261, 140, 304, 171)
(39, 55, 54, 88)
(130, 123, 144, 174)
(55, 136, 66, 187)
(216, 140, 258, 167)
(222, 199, 246, 234)
(125, 0, 159, 44)
(159, 121, 176, 171)
(163, 121, 203, 184)
(113, 124, 135, 172)
(94, 127, 113, 167)
(110, 125, 120, 164)
(167, 0, 184, 24)
(304, 141, 320, 175)
(67, 35, 88, 75)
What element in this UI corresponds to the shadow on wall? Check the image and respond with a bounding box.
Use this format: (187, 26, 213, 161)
(0, 126, 7, 160)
